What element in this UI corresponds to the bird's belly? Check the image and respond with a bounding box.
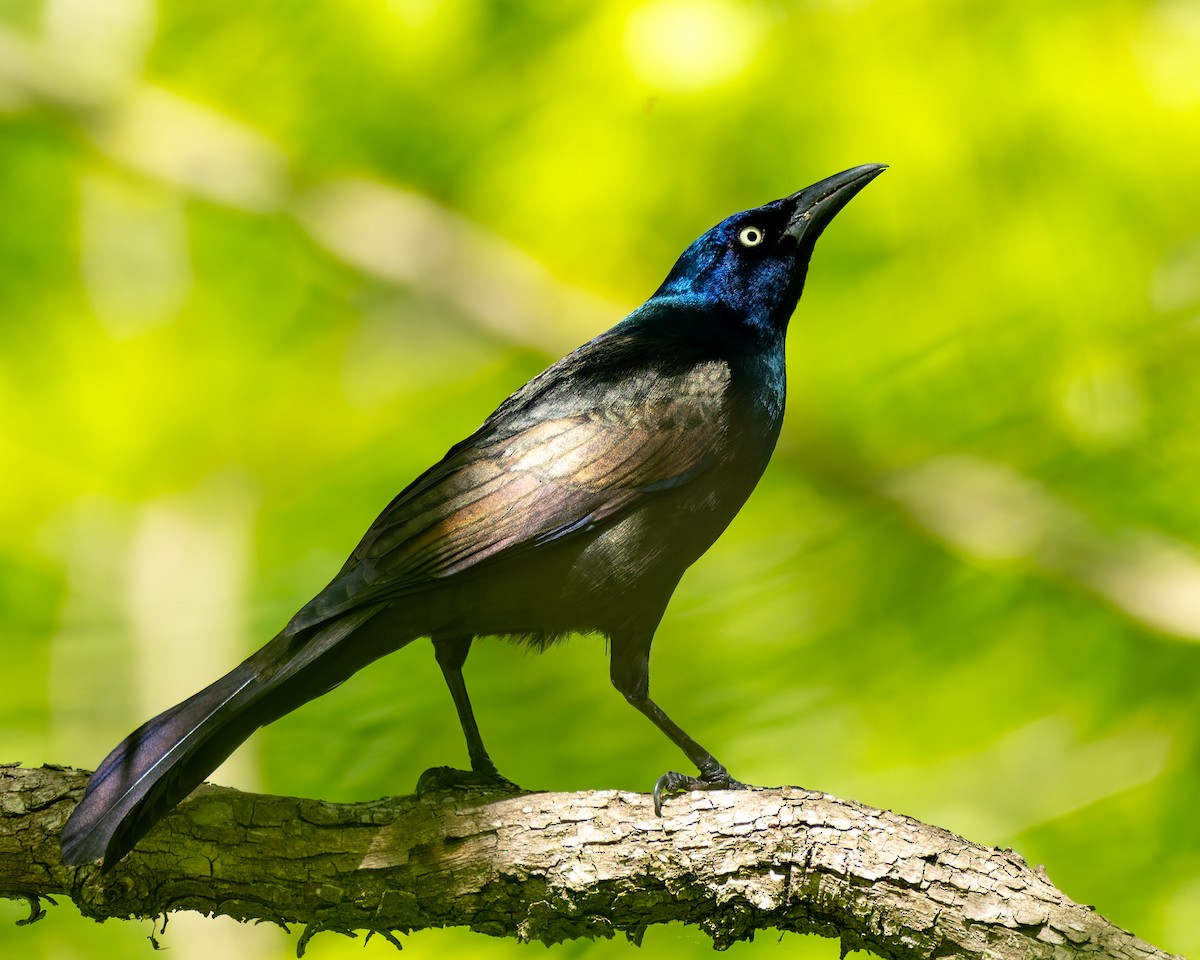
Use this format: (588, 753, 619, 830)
(418, 448, 772, 641)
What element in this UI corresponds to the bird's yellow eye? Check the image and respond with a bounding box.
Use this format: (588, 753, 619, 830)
(738, 226, 764, 247)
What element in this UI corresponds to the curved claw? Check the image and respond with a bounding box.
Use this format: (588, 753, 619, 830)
(416, 765, 521, 797)
(652, 767, 750, 816)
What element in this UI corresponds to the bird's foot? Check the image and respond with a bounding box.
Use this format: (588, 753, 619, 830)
(416, 763, 521, 797)
(653, 764, 749, 816)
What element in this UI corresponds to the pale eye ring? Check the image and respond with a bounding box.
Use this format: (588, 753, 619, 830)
(738, 225, 764, 247)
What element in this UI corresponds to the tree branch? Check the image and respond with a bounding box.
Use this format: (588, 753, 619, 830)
(0, 764, 1178, 958)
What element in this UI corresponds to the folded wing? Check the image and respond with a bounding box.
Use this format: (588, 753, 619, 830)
(289, 329, 734, 629)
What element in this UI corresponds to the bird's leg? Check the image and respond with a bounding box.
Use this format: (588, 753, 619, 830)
(610, 634, 749, 815)
(433, 634, 498, 776)
(631, 694, 750, 814)
(417, 634, 520, 795)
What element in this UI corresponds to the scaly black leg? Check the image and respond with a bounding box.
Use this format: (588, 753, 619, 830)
(417, 634, 520, 795)
(610, 630, 750, 815)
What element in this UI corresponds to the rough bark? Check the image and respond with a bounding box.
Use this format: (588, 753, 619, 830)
(0, 763, 1179, 958)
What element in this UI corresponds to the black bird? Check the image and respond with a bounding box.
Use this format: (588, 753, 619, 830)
(61, 163, 885, 869)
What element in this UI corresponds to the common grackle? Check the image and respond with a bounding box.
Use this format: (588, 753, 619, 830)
(61, 164, 885, 869)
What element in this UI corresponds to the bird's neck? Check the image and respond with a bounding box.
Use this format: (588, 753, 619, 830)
(620, 295, 788, 402)
(630, 293, 789, 342)
(743, 331, 787, 423)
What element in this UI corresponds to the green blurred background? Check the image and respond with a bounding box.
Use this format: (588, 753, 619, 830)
(2, 0, 1198, 957)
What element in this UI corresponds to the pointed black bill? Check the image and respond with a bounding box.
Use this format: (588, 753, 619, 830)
(785, 163, 887, 243)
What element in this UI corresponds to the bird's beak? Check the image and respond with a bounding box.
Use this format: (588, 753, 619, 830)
(784, 163, 887, 243)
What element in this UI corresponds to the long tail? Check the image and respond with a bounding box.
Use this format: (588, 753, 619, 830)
(60, 604, 395, 870)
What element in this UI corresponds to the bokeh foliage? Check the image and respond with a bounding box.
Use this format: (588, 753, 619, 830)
(2, 1, 1199, 957)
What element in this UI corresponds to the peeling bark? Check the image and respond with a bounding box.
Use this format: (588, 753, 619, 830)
(0, 764, 1180, 958)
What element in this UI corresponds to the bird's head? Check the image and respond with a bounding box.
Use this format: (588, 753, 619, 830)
(654, 164, 886, 336)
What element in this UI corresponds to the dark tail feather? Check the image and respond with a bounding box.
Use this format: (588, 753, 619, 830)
(60, 604, 394, 870)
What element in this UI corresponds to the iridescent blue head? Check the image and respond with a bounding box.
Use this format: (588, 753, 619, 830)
(654, 164, 886, 336)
